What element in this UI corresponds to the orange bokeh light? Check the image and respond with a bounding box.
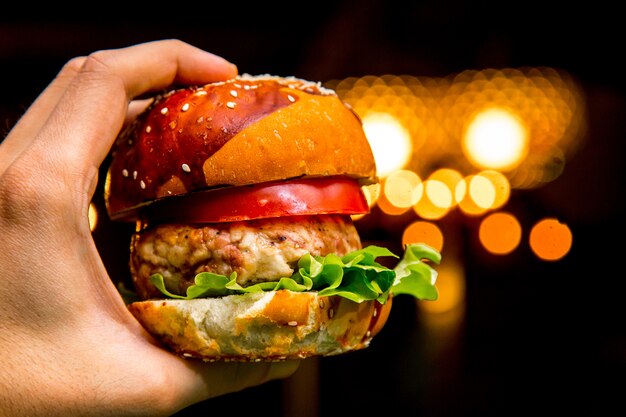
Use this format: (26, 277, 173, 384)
(479, 211, 522, 255)
(529, 218, 573, 261)
(402, 221, 444, 252)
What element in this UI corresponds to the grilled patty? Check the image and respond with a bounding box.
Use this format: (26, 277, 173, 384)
(131, 214, 361, 299)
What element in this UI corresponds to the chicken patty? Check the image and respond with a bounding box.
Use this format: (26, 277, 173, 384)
(131, 214, 361, 299)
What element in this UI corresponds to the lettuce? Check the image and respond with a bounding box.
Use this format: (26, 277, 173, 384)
(150, 243, 440, 304)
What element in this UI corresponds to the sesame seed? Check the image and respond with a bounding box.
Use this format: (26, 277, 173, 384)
(243, 85, 250, 90)
(122, 169, 129, 177)
(287, 321, 298, 327)
(169, 121, 177, 129)
(319, 300, 325, 309)
(373, 308, 377, 317)
(195, 90, 207, 96)
(366, 331, 371, 338)
(196, 116, 204, 124)
(233, 83, 242, 88)
(140, 180, 146, 189)
(145, 125, 152, 133)
(230, 90, 238, 98)
(181, 103, 190, 112)
(329, 308, 334, 318)
(132, 171, 137, 180)
(182, 163, 191, 173)
(287, 94, 295, 102)
(160, 107, 168, 115)
(226, 101, 236, 109)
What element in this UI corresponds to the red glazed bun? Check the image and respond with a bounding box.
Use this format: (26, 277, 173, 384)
(105, 74, 376, 221)
(105, 74, 391, 362)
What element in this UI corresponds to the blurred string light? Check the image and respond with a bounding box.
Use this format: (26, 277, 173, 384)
(328, 67, 583, 261)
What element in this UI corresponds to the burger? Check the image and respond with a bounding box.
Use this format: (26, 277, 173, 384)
(105, 74, 440, 362)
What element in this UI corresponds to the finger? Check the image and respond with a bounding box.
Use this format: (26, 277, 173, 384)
(23, 39, 237, 190)
(0, 57, 85, 176)
(125, 98, 154, 126)
(173, 360, 300, 410)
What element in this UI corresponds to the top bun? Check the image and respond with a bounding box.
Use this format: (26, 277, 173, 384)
(105, 74, 377, 220)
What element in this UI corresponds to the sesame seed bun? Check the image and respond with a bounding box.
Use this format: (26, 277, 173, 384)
(105, 74, 377, 221)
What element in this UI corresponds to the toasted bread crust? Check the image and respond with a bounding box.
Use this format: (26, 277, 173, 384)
(128, 290, 391, 361)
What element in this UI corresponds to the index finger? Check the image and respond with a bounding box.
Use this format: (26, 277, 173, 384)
(26, 39, 237, 184)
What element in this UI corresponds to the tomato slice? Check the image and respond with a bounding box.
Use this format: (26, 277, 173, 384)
(139, 177, 370, 224)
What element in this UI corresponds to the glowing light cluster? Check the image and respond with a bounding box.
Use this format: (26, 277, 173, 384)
(330, 68, 582, 262)
(376, 168, 512, 220)
(328, 67, 585, 188)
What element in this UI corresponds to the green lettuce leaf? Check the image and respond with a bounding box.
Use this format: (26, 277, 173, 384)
(391, 243, 441, 301)
(149, 243, 440, 303)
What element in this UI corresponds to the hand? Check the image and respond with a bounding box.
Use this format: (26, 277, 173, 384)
(0, 39, 298, 417)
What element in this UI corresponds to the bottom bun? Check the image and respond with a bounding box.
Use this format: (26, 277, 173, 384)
(128, 290, 392, 362)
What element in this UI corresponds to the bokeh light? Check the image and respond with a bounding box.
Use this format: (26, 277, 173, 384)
(402, 221, 444, 252)
(475, 170, 510, 210)
(383, 170, 423, 208)
(455, 175, 489, 217)
(326, 67, 583, 263)
(414, 180, 451, 220)
(463, 107, 528, 171)
(89, 202, 98, 232)
(469, 174, 496, 209)
(529, 218, 573, 260)
(327, 67, 585, 190)
(428, 168, 463, 209)
(362, 112, 413, 177)
(479, 211, 522, 255)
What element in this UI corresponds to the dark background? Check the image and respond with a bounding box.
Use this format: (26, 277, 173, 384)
(1, 1, 623, 415)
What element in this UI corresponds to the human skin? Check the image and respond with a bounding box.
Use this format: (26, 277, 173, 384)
(0, 39, 298, 417)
